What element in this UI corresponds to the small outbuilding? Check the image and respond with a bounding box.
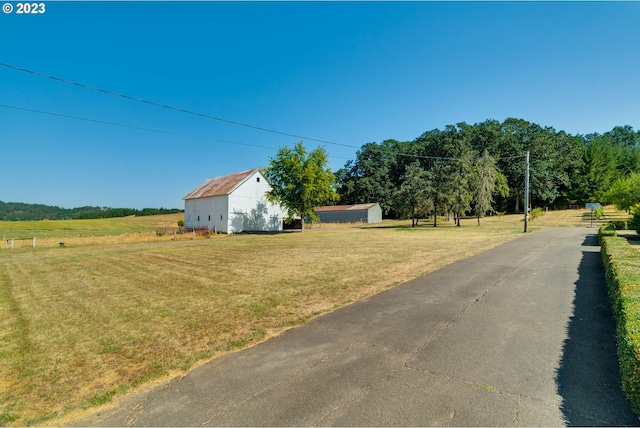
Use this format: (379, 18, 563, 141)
(183, 168, 287, 234)
(315, 203, 382, 224)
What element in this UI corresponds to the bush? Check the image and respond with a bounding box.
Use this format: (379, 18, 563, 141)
(531, 207, 544, 220)
(177, 219, 185, 228)
(599, 223, 617, 244)
(594, 207, 604, 219)
(601, 236, 640, 416)
(611, 220, 629, 231)
(629, 210, 640, 235)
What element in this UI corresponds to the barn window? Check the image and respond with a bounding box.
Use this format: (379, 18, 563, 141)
(220, 215, 223, 221)
(256, 177, 260, 183)
(208, 215, 211, 221)
(197, 216, 200, 221)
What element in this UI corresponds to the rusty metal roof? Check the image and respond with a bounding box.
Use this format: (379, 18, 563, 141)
(183, 168, 260, 200)
(315, 203, 379, 212)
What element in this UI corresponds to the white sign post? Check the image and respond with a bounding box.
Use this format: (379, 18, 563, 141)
(585, 203, 602, 228)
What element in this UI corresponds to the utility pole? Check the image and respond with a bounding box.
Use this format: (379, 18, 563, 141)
(524, 151, 530, 233)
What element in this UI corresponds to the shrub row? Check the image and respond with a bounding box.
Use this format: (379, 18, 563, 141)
(599, 223, 617, 243)
(611, 220, 630, 231)
(600, 231, 640, 415)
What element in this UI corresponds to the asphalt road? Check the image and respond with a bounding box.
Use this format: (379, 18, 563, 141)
(74, 227, 639, 426)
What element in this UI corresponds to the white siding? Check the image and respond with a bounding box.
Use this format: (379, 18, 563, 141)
(227, 171, 286, 233)
(184, 195, 229, 232)
(184, 170, 286, 234)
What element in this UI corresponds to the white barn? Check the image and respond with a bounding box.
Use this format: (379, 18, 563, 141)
(183, 168, 287, 234)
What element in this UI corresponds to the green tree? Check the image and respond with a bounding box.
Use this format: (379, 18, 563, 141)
(394, 162, 433, 227)
(605, 125, 640, 149)
(493, 119, 584, 210)
(495, 118, 529, 212)
(335, 120, 637, 217)
(472, 151, 509, 225)
(415, 123, 472, 225)
(335, 140, 402, 216)
(604, 173, 640, 213)
(426, 160, 451, 227)
(577, 136, 620, 201)
(629, 209, 640, 234)
(446, 144, 474, 227)
(263, 142, 339, 231)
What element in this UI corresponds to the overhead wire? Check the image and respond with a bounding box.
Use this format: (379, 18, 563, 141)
(0, 104, 280, 151)
(1, 62, 527, 162)
(0, 62, 360, 150)
(0, 103, 353, 160)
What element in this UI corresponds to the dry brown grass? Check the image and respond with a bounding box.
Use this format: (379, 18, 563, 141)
(30, 231, 221, 248)
(530, 205, 631, 227)
(0, 211, 592, 425)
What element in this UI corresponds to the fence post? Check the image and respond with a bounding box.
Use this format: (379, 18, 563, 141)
(33, 237, 36, 248)
(11, 238, 14, 249)
(173, 231, 176, 241)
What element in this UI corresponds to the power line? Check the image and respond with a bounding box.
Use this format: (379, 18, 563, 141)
(1, 103, 524, 164)
(0, 103, 354, 160)
(0, 62, 360, 150)
(1, 62, 527, 163)
(369, 151, 526, 162)
(0, 104, 276, 151)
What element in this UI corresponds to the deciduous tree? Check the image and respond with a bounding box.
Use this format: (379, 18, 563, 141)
(604, 173, 640, 213)
(472, 151, 509, 225)
(335, 140, 403, 216)
(263, 142, 339, 231)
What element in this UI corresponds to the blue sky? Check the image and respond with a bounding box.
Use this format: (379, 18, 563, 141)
(1, 1, 639, 209)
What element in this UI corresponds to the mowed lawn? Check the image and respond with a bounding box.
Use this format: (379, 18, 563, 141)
(0, 211, 601, 425)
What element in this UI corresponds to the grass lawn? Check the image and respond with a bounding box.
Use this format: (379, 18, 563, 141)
(0, 209, 617, 425)
(0, 214, 183, 238)
(0, 214, 186, 249)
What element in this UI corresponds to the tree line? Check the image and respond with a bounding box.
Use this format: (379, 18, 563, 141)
(0, 201, 182, 221)
(335, 118, 640, 221)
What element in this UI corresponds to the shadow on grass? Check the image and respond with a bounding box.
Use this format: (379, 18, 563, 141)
(359, 220, 463, 230)
(622, 232, 640, 245)
(555, 233, 638, 425)
(360, 224, 427, 230)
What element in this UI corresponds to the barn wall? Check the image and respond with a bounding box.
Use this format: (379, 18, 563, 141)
(227, 171, 286, 233)
(184, 196, 229, 232)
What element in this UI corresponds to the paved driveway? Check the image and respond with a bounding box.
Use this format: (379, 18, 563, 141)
(74, 227, 638, 426)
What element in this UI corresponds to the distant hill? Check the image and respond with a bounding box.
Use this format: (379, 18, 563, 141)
(0, 201, 183, 221)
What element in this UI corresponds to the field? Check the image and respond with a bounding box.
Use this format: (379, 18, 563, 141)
(0, 214, 196, 249)
(0, 209, 625, 425)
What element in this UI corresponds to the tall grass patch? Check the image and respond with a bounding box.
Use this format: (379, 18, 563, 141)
(601, 234, 640, 415)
